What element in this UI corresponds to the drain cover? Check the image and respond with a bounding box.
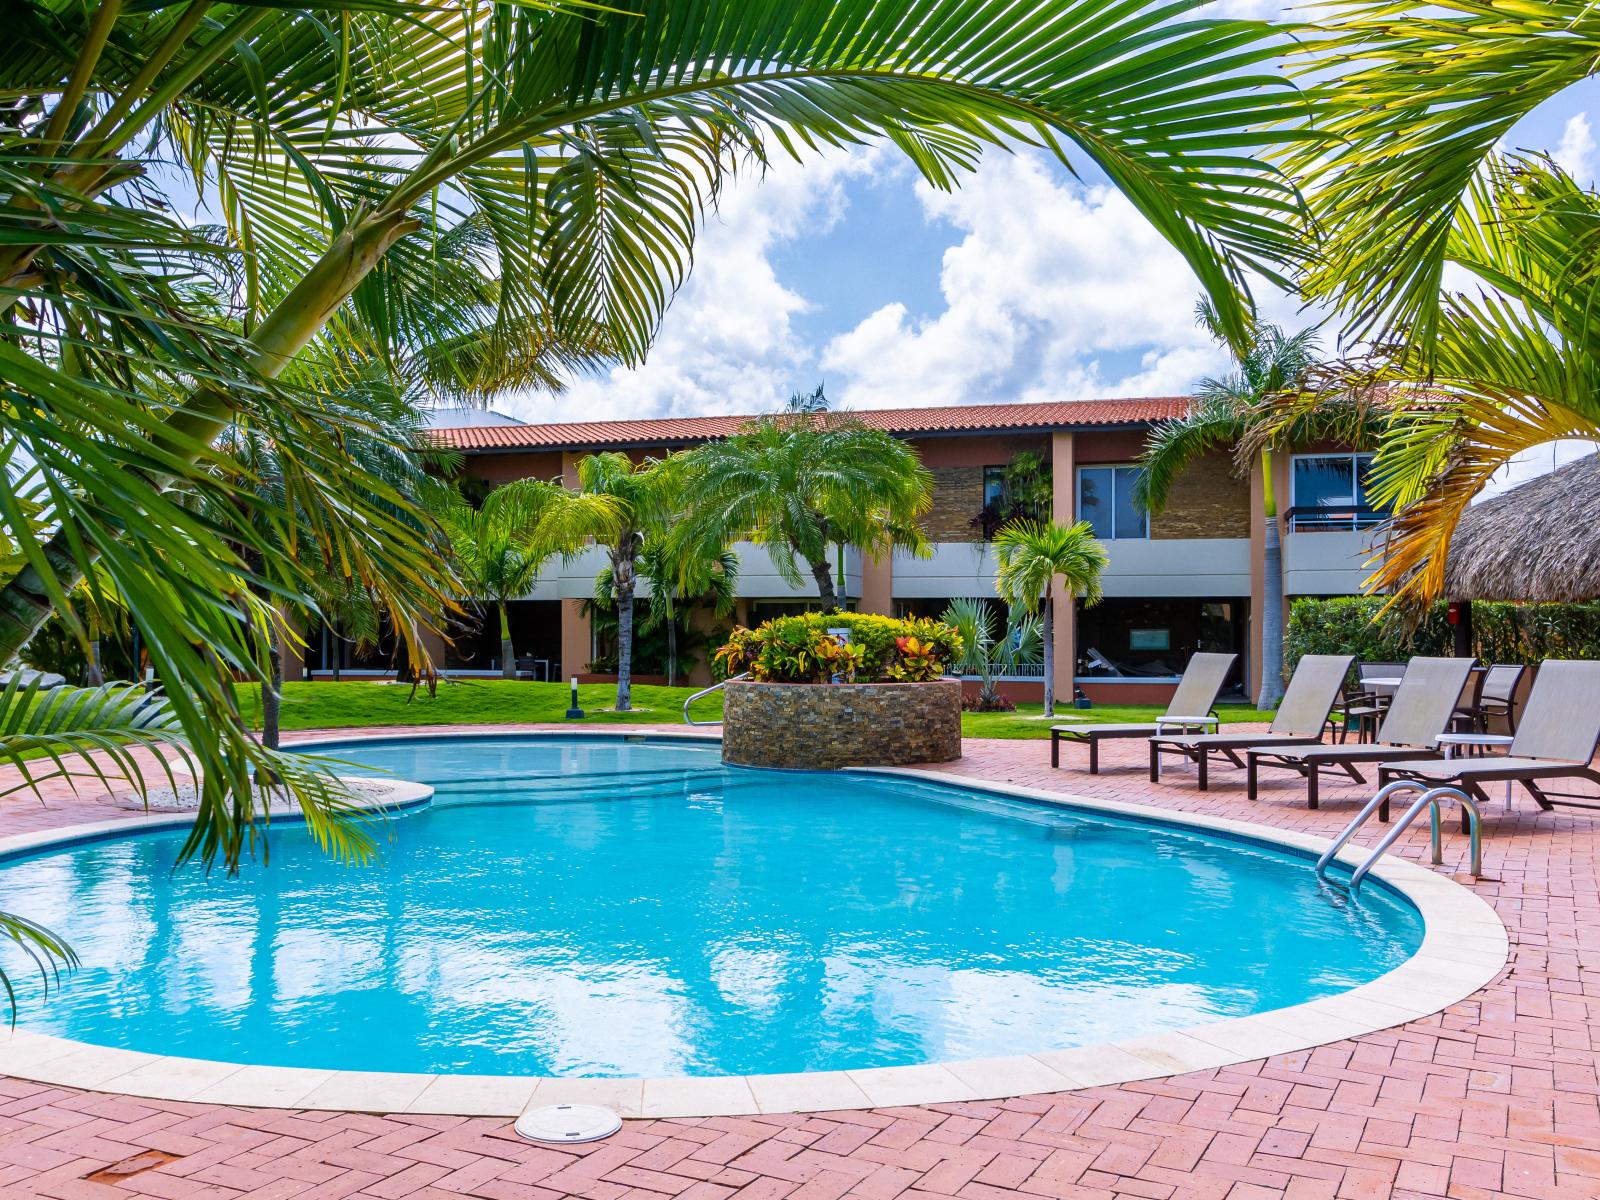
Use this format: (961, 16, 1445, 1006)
(514, 1103, 622, 1144)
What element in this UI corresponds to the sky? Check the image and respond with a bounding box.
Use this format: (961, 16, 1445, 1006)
(494, 57, 1600, 492)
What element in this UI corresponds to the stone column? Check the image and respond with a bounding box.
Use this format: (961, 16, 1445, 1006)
(1050, 431, 1076, 703)
(860, 553, 894, 617)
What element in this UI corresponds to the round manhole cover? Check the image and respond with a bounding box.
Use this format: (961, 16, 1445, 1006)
(514, 1104, 622, 1144)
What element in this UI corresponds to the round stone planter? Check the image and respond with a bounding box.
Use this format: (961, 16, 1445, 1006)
(721, 679, 962, 770)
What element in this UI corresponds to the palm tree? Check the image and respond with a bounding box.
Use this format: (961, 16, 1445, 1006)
(1348, 156, 1600, 606)
(676, 415, 932, 611)
(1134, 305, 1379, 708)
(1292, 0, 1600, 347)
(0, 0, 1314, 678)
(437, 480, 620, 679)
(592, 541, 739, 687)
(576, 454, 673, 711)
(993, 520, 1108, 718)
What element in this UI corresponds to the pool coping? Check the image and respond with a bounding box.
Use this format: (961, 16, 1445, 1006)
(0, 729, 1508, 1120)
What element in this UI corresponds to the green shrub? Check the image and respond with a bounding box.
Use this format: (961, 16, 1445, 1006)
(713, 612, 963, 683)
(1285, 596, 1600, 677)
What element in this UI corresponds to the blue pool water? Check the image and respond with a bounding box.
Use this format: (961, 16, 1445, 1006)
(0, 735, 1423, 1077)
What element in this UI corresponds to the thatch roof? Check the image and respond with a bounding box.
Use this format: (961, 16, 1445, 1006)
(1443, 452, 1600, 602)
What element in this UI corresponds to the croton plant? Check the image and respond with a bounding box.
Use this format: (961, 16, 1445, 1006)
(714, 613, 962, 684)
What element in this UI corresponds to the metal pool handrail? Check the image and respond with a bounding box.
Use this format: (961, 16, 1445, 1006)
(1348, 785, 1482, 890)
(682, 672, 748, 726)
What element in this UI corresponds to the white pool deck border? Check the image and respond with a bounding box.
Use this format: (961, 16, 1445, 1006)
(0, 728, 1508, 1119)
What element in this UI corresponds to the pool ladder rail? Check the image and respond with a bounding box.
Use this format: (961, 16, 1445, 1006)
(682, 672, 749, 726)
(1315, 780, 1483, 891)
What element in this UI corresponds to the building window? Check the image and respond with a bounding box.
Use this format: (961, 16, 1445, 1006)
(982, 466, 1006, 510)
(1290, 453, 1387, 531)
(1077, 466, 1147, 539)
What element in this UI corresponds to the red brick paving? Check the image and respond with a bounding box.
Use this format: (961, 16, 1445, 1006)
(3, 724, 1599, 1199)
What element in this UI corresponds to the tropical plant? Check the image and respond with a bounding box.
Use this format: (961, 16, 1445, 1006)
(0, 0, 1315, 690)
(713, 613, 960, 683)
(783, 385, 830, 414)
(594, 539, 739, 686)
(1291, 0, 1600, 346)
(577, 453, 673, 711)
(0, 0, 1312, 919)
(436, 480, 620, 678)
(1133, 304, 1382, 707)
(676, 415, 933, 610)
(940, 597, 1043, 710)
(993, 519, 1107, 718)
(971, 451, 1052, 541)
(1343, 157, 1600, 607)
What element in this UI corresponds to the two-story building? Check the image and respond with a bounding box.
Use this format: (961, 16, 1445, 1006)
(296, 398, 1384, 703)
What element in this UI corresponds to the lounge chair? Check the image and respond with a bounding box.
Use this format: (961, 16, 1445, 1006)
(1245, 657, 1475, 809)
(1050, 652, 1237, 773)
(1148, 654, 1354, 790)
(1377, 660, 1600, 819)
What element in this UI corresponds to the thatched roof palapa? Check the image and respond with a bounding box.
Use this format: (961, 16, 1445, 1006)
(1443, 452, 1600, 603)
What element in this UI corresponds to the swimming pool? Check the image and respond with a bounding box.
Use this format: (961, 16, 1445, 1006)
(0, 733, 1435, 1084)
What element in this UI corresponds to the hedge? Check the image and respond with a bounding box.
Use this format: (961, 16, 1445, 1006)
(1285, 596, 1600, 676)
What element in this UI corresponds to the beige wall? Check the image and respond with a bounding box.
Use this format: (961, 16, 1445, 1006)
(559, 599, 591, 679)
(860, 554, 893, 616)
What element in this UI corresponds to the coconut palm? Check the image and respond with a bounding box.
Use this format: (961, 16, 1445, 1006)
(1133, 305, 1382, 708)
(1292, 0, 1600, 346)
(1347, 156, 1600, 606)
(993, 520, 1108, 718)
(576, 454, 673, 711)
(0, 0, 1314, 675)
(675, 415, 932, 611)
(438, 481, 620, 679)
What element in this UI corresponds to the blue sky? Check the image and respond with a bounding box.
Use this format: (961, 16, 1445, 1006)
(520, 74, 1600, 448)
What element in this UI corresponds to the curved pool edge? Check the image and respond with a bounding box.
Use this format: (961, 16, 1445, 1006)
(0, 735, 1507, 1120)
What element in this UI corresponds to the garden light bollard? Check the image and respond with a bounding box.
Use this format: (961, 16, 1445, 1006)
(565, 676, 585, 720)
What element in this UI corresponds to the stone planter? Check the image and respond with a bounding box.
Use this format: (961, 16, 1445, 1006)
(721, 679, 962, 770)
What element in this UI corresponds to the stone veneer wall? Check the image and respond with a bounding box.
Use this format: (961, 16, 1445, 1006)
(722, 679, 962, 770)
(1150, 452, 1251, 540)
(924, 467, 985, 542)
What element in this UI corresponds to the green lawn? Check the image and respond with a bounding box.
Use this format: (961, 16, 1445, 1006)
(235, 680, 1271, 739)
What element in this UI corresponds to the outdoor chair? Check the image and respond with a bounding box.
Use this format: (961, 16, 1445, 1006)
(1446, 666, 1489, 733)
(1377, 660, 1600, 820)
(1245, 657, 1475, 809)
(1050, 652, 1237, 773)
(1474, 663, 1527, 734)
(1148, 654, 1354, 791)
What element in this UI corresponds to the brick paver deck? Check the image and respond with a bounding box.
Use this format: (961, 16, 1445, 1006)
(3, 725, 1598, 1199)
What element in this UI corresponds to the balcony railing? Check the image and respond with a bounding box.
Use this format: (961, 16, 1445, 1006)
(1286, 505, 1388, 533)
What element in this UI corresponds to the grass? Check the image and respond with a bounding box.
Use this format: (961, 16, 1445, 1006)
(234, 680, 1273, 739)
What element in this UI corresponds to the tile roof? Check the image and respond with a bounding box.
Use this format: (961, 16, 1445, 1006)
(432, 397, 1190, 452)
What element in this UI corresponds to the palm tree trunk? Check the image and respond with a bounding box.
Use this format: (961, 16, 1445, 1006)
(1258, 451, 1285, 710)
(808, 557, 840, 612)
(614, 582, 633, 713)
(1042, 586, 1055, 719)
(85, 638, 104, 686)
(498, 601, 516, 680)
(263, 642, 282, 751)
(665, 606, 678, 688)
(330, 626, 341, 683)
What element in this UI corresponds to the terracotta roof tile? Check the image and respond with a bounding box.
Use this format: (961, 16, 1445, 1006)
(432, 397, 1190, 452)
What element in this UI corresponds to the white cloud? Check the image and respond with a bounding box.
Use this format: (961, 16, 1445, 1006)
(820, 150, 1283, 409)
(503, 147, 892, 422)
(1555, 113, 1595, 182)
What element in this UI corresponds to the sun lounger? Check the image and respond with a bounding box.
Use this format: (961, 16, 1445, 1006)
(1246, 657, 1475, 809)
(1377, 660, 1600, 819)
(1050, 652, 1237, 773)
(1148, 654, 1353, 790)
